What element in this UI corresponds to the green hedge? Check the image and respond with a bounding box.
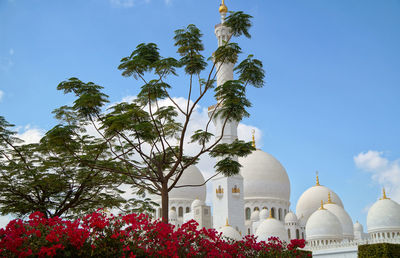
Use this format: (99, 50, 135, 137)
(358, 243, 400, 258)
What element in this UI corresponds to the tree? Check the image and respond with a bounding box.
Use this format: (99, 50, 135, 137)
(1, 10, 264, 223)
(0, 116, 155, 219)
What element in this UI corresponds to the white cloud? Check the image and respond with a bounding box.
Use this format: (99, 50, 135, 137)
(0, 90, 3, 102)
(354, 151, 400, 202)
(110, 0, 136, 8)
(16, 125, 45, 144)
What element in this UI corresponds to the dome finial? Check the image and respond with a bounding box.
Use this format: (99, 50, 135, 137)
(381, 187, 390, 200)
(327, 192, 334, 204)
(219, 0, 228, 14)
(251, 129, 256, 148)
(315, 171, 320, 186)
(268, 209, 273, 219)
(226, 218, 229, 226)
(319, 200, 326, 210)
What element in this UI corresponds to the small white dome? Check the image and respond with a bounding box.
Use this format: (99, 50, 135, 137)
(285, 211, 298, 224)
(152, 165, 206, 202)
(296, 184, 343, 224)
(191, 198, 205, 210)
(306, 208, 343, 241)
(169, 209, 177, 220)
(255, 217, 288, 242)
(354, 221, 363, 232)
(239, 149, 290, 202)
(259, 208, 269, 221)
(367, 198, 400, 234)
(218, 225, 242, 241)
(251, 210, 260, 221)
(324, 203, 354, 239)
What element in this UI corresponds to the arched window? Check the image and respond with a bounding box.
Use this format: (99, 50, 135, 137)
(271, 208, 275, 218)
(262, 206, 267, 210)
(296, 229, 300, 239)
(248, 228, 251, 235)
(245, 207, 251, 220)
(278, 208, 282, 220)
(171, 207, 176, 211)
(302, 232, 304, 239)
(288, 229, 291, 239)
(254, 207, 259, 211)
(186, 207, 190, 213)
(178, 207, 183, 217)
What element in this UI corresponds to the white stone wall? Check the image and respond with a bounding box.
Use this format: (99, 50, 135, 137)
(212, 174, 245, 234)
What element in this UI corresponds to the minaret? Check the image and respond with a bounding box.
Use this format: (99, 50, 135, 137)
(209, 0, 245, 235)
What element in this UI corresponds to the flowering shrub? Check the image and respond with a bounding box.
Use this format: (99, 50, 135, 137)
(0, 211, 310, 257)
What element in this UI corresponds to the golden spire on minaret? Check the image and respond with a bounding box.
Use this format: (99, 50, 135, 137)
(380, 187, 390, 200)
(252, 129, 256, 148)
(316, 171, 320, 186)
(225, 218, 230, 226)
(219, 0, 228, 14)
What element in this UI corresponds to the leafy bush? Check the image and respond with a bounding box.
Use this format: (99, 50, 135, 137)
(0, 211, 311, 257)
(358, 243, 400, 258)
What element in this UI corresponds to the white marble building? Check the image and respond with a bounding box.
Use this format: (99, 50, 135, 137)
(151, 2, 400, 257)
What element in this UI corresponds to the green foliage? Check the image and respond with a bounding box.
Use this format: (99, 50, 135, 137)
(214, 80, 251, 121)
(0, 10, 265, 222)
(225, 11, 253, 38)
(214, 42, 242, 64)
(118, 43, 161, 79)
(358, 243, 400, 258)
(0, 116, 156, 219)
(235, 54, 265, 88)
(174, 24, 207, 75)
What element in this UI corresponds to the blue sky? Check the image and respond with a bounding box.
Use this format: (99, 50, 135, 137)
(1, 0, 400, 228)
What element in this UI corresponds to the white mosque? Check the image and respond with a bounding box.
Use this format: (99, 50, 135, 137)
(152, 2, 400, 257)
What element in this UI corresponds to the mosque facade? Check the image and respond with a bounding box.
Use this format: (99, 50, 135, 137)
(152, 2, 400, 257)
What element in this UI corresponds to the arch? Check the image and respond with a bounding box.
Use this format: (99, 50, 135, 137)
(171, 207, 176, 211)
(248, 228, 251, 235)
(302, 232, 304, 239)
(254, 207, 260, 211)
(296, 229, 300, 239)
(186, 207, 190, 213)
(262, 206, 267, 210)
(278, 208, 282, 220)
(178, 207, 183, 217)
(271, 207, 275, 218)
(245, 207, 251, 220)
(288, 229, 291, 239)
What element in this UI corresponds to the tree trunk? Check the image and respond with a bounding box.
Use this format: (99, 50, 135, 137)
(161, 181, 169, 223)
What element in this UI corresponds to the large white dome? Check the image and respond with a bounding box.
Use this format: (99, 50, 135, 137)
(255, 217, 288, 242)
(306, 208, 343, 241)
(367, 198, 400, 234)
(239, 149, 290, 201)
(152, 165, 206, 202)
(324, 203, 354, 239)
(296, 184, 343, 224)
